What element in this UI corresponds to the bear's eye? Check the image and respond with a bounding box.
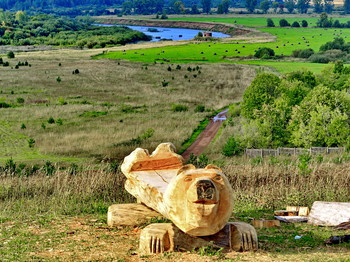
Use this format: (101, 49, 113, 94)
(184, 176, 192, 182)
(214, 176, 222, 181)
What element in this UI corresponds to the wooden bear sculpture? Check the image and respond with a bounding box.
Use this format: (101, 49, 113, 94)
(108, 143, 258, 254)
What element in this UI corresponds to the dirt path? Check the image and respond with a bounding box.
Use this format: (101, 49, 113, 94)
(181, 109, 228, 161)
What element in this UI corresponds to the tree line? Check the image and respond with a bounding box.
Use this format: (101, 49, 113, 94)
(5, 0, 350, 16)
(0, 11, 151, 47)
(226, 65, 350, 152)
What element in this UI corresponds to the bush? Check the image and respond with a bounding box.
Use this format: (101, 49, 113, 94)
(292, 48, 315, 58)
(301, 20, 308, 27)
(222, 136, 242, 156)
(7, 51, 15, 59)
(254, 47, 275, 58)
(0, 101, 11, 108)
(28, 138, 35, 148)
(291, 21, 300, 27)
(194, 105, 206, 112)
(47, 117, 55, 124)
(42, 161, 55, 176)
(308, 54, 331, 63)
(171, 104, 188, 112)
(267, 18, 275, 27)
(16, 97, 25, 104)
(279, 19, 290, 27)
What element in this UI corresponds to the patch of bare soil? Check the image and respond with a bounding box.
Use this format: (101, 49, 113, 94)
(181, 110, 228, 161)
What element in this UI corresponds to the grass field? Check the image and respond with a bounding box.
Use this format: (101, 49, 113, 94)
(0, 48, 256, 164)
(97, 14, 350, 73)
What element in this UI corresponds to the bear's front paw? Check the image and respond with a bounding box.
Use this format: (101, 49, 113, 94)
(139, 223, 173, 254)
(230, 222, 258, 251)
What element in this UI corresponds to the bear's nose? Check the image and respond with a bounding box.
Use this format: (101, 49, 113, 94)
(196, 179, 215, 200)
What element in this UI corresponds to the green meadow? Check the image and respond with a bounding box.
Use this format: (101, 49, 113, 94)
(97, 15, 350, 73)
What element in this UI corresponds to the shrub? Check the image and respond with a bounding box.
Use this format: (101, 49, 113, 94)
(42, 161, 55, 176)
(4, 158, 16, 174)
(254, 47, 275, 58)
(291, 21, 300, 27)
(171, 104, 188, 112)
(0, 101, 11, 108)
(292, 48, 315, 58)
(16, 97, 25, 104)
(56, 118, 63, 125)
(47, 117, 55, 124)
(28, 138, 35, 148)
(222, 136, 242, 156)
(308, 54, 332, 63)
(301, 20, 308, 27)
(56, 76, 61, 83)
(267, 18, 275, 27)
(194, 105, 206, 112)
(21, 123, 26, 129)
(7, 51, 15, 59)
(279, 19, 290, 27)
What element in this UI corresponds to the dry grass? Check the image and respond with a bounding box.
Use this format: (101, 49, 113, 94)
(0, 48, 256, 163)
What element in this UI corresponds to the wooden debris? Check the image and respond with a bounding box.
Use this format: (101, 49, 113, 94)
(252, 219, 280, 229)
(308, 201, 350, 226)
(274, 206, 309, 217)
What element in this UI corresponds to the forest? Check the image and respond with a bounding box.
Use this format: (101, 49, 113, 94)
(0, 11, 151, 47)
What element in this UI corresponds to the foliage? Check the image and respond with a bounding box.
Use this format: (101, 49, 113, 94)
(0, 12, 150, 48)
(241, 73, 281, 119)
(301, 20, 308, 27)
(291, 21, 300, 27)
(245, 0, 258, 13)
(260, 0, 270, 13)
(313, 0, 323, 13)
(285, 0, 296, 13)
(7, 51, 15, 58)
(279, 19, 290, 27)
(201, 0, 212, 13)
(254, 47, 275, 58)
(222, 136, 242, 156)
(297, 0, 310, 13)
(266, 18, 275, 27)
(292, 48, 314, 58)
(171, 104, 188, 112)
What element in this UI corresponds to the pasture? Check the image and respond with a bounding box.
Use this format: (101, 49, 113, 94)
(98, 14, 350, 73)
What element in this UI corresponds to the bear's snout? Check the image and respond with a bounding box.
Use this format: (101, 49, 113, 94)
(196, 179, 216, 201)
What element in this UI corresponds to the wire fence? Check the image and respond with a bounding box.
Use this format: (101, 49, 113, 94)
(245, 147, 345, 158)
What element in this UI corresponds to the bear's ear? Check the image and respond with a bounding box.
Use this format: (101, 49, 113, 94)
(205, 164, 222, 172)
(177, 164, 196, 175)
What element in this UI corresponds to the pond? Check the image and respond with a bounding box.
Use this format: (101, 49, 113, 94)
(97, 24, 230, 42)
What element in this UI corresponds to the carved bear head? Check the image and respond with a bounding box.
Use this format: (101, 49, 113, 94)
(164, 164, 234, 236)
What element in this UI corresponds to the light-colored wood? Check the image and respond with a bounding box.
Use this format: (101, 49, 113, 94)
(107, 203, 161, 227)
(252, 220, 280, 229)
(308, 201, 350, 226)
(120, 143, 234, 236)
(286, 206, 310, 216)
(274, 210, 298, 216)
(139, 222, 258, 255)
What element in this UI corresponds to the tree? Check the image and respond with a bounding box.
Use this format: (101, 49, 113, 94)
(291, 21, 300, 27)
(324, 0, 333, 13)
(222, 0, 230, 13)
(201, 0, 212, 13)
(313, 0, 323, 13)
(344, 0, 350, 14)
(191, 3, 200, 14)
(297, 0, 310, 13)
(279, 18, 290, 27)
(222, 136, 242, 156)
(272, 1, 279, 12)
(241, 73, 281, 119)
(245, 0, 258, 13)
(122, 1, 133, 15)
(7, 51, 14, 58)
(254, 47, 275, 58)
(260, 0, 270, 13)
(301, 19, 308, 27)
(285, 0, 296, 13)
(173, 1, 186, 13)
(267, 18, 275, 27)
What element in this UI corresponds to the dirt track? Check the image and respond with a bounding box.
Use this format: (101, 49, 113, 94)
(181, 109, 228, 161)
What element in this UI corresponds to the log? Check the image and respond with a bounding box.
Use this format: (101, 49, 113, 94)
(308, 201, 350, 226)
(120, 143, 234, 236)
(107, 203, 162, 227)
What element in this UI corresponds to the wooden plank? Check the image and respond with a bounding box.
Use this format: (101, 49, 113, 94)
(252, 220, 280, 228)
(308, 201, 350, 226)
